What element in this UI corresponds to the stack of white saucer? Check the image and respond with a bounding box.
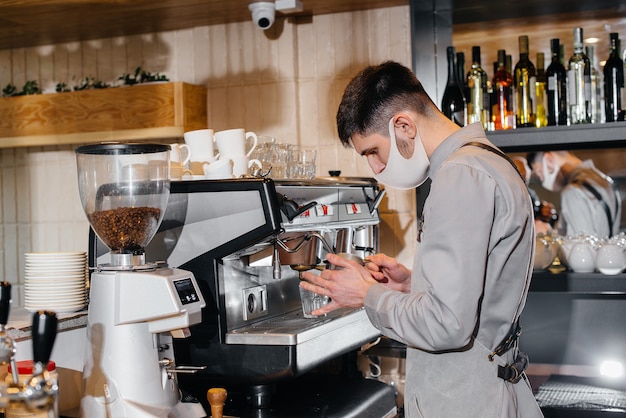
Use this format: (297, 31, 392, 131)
(24, 252, 87, 314)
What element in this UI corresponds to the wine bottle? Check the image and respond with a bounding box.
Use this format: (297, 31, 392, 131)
(586, 45, 602, 124)
(546, 38, 568, 125)
(492, 49, 515, 130)
(466, 46, 489, 129)
(514, 35, 536, 127)
(604, 32, 624, 122)
(456, 51, 469, 102)
(442, 46, 466, 127)
(535, 52, 548, 127)
(568, 27, 592, 124)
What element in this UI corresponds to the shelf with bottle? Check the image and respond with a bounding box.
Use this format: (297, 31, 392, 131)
(456, 28, 626, 143)
(487, 122, 626, 152)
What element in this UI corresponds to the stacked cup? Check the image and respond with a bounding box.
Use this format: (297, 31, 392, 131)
(168, 143, 192, 180)
(214, 128, 261, 177)
(183, 129, 220, 176)
(24, 252, 88, 314)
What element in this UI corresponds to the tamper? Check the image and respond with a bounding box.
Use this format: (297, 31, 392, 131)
(207, 387, 227, 418)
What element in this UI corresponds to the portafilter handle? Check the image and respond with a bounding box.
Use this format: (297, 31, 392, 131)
(0, 282, 11, 326)
(31, 311, 58, 369)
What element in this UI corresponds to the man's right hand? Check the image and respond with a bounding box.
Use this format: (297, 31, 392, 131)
(364, 253, 412, 292)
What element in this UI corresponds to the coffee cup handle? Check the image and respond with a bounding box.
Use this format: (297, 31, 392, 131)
(179, 144, 191, 166)
(245, 132, 258, 158)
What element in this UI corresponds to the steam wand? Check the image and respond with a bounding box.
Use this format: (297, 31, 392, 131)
(0, 284, 59, 417)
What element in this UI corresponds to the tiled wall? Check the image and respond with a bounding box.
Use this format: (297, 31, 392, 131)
(0, 6, 417, 305)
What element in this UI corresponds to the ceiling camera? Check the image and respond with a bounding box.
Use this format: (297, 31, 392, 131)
(249, 2, 275, 30)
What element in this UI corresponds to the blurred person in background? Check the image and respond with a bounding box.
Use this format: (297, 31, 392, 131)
(527, 150, 621, 238)
(512, 156, 558, 235)
(301, 61, 543, 418)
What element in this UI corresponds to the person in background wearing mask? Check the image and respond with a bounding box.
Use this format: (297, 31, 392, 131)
(527, 151, 621, 238)
(301, 61, 543, 418)
(512, 156, 558, 235)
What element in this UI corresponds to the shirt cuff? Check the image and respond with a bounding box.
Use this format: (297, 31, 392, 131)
(364, 282, 391, 330)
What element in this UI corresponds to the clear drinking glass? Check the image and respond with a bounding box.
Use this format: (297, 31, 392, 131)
(289, 148, 316, 179)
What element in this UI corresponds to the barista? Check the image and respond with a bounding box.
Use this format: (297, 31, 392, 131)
(301, 61, 542, 418)
(512, 156, 558, 235)
(527, 150, 621, 237)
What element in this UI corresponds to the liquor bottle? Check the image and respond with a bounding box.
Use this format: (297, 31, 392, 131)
(586, 45, 602, 124)
(535, 52, 548, 127)
(456, 51, 469, 102)
(492, 49, 515, 130)
(442, 46, 466, 127)
(514, 35, 536, 127)
(466, 46, 489, 129)
(546, 38, 568, 125)
(568, 27, 592, 124)
(604, 32, 624, 122)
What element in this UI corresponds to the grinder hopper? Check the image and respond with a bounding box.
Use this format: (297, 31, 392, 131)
(75, 143, 170, 268)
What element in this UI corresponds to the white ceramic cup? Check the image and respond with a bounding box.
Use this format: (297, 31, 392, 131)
(214, 129, 258, 158)
(230, 155, 262, 177)
(170, 162, 193, 180)
(183, 129, 219, 163)
(203, 159, 233, 179)
(169, 143, 191, 166)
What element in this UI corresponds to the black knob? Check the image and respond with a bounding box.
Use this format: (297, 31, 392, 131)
(31, 311, 58, 365)
(0, 282, 11, 326)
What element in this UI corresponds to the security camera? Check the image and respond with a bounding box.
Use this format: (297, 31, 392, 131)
(249, 2, 275, 30)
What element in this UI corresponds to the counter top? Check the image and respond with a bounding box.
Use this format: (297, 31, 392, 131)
(7, 307, 87, 341)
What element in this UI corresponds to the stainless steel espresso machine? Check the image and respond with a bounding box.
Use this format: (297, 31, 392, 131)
(89, 176, 397, 417)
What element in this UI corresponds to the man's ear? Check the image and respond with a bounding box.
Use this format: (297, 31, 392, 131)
(393, 114, 417, 140)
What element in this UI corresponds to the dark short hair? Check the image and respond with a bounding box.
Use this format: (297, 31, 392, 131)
(336, 61, 436, 147)
(526, 152, 541, 165)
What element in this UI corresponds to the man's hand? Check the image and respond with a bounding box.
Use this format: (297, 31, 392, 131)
(364, 253, 412, 292)
(300, 253, 377, 316)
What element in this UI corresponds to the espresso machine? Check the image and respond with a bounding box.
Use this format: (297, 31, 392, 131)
(89, 175, 397, 417)
(76, 144, 206, 418)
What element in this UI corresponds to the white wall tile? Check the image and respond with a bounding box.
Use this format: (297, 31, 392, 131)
(175, 28, 195, 83)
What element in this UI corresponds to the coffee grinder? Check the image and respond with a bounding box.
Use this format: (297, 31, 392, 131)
(75, 143, 206, 418)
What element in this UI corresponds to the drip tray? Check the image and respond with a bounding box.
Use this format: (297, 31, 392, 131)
(536, 375, 626, 413)
(226, 307, 378, 346)
(225, 307, 381, 374)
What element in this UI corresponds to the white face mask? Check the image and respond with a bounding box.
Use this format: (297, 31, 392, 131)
(374, 118, 430, 190)
(541, 154, 560, 192)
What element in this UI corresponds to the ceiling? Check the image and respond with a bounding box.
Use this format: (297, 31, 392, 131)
(2, 0, 626, 50)
(0, 0, 406, 50)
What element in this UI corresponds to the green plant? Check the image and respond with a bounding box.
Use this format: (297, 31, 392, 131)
(118, 67, 169, 86)
(56, 82, 71, 93)
(73, 77, 109, 91)
(2, 83, 17, 97)
(2, 81, 41, 97)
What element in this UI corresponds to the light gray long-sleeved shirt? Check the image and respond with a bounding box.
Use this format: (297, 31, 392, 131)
(560, 159, 621, 237)
(365, 123, 543, 417)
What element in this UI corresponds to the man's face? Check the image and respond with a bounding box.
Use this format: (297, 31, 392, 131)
(530, 153, 563, 192)
(350, 132, 391, 175)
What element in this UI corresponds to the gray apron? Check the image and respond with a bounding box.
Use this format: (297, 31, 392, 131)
(404, 337, 543, 417)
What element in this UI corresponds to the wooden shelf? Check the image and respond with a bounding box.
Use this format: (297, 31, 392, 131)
(487, 123, 626, 153)
(0, 82, 207, 148)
